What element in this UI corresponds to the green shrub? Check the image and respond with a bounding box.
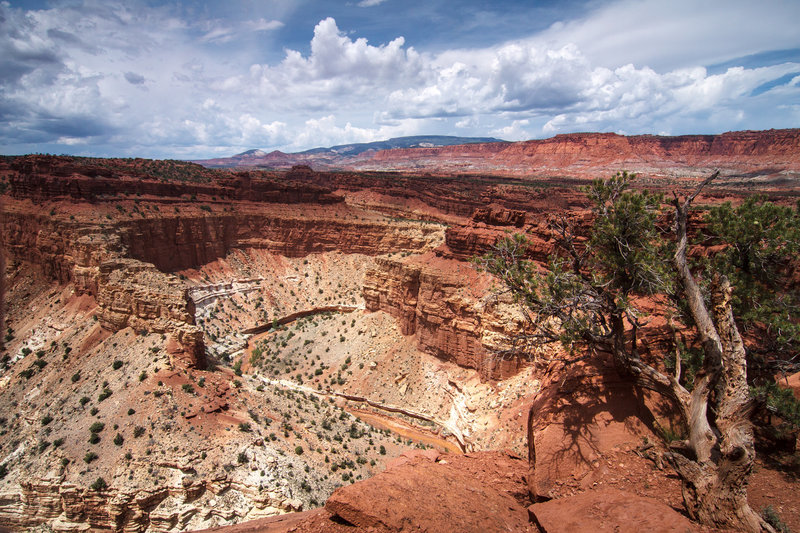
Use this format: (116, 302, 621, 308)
(41, 414, 53, 426)
(90, 477, 107, 491)
(113, 434, 124, 446)
(83, 452, 98, 463)
(89, 422, 105, 433)
(295, 446, 304, 455)
(112, 360, 123, 370)
(761, 505, 791, 533)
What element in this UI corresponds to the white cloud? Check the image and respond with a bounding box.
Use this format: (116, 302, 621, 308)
(491, 119, 530, 141)
(267, 18, 424, 85)
(249, 19, 284, 32)
(0, 0, 798, 158)
(532, 0, 800, 71)
(357, 0, 388, 6)
(289, 114, 423, 151)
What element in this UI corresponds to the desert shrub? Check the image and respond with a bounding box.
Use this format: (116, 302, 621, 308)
(83, 451, 98, 463)
(90, 477, 107, 491)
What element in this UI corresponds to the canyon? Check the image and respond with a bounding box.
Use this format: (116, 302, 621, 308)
(0, 129, 798, 533)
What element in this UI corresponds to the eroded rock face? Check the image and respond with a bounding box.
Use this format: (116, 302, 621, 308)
(0, 477, 307, 533)
(363, 256, 525, 381)
(1, 163, 445, 372)
(0, 158, 456, 532)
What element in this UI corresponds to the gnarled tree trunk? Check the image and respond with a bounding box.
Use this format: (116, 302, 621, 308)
(664, 174, 772, 532)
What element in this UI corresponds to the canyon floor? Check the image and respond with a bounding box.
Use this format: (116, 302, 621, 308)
(0, 137, 798, 533)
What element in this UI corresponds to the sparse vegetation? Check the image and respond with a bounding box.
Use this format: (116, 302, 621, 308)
(90, 477, 108, 491)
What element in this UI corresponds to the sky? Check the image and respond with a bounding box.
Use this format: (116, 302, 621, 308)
(1, 0, 799, 159)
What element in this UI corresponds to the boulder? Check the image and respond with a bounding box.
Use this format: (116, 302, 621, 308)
(528, 488, 699, 532)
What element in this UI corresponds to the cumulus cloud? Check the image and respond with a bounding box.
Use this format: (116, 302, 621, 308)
(357, 0, 388, 7)
(0, 0, 798, 158)
(259, 18, 424, 86)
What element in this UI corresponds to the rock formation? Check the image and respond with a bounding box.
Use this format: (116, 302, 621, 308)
(363, 255, 525, 381)
(0, 145, 797, 533)
(194, 129, 800, 183)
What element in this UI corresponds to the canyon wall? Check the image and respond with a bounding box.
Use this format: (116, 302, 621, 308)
(121, 214, 442, 272)
(5, 156, 344, 205)
(0, 476, 305, 533)
(1, 161, 444, 370)
(363, 256, 524, 381)
(300, 169, 589, 219)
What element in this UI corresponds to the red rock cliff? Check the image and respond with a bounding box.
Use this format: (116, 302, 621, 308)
(361, 129, 800, 177)
(363, 256, 524, 381)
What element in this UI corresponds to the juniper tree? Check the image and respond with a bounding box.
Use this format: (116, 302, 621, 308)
(477, 171, 797, 532)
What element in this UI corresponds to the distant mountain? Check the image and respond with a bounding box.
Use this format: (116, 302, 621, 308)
(297, 135, 506, 156)
(194, 135, 506, 169)
(236, 149, 270, 157)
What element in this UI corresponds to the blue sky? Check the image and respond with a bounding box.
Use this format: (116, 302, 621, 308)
(1, 0, 799, 159)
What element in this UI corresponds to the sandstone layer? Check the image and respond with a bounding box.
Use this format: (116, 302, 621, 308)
(194, 129, 800, 184)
